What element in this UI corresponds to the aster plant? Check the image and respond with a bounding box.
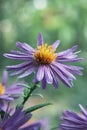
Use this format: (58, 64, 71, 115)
(59, 104, 87, 130)
(4, 33, 83, 89)
(1, 33, 84, 130)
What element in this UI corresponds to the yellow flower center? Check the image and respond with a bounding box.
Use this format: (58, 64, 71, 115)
(0, 83, 5, 95)
(34, 44, 57, 64)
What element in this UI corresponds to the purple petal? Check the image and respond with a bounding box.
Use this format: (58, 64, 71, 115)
(36, 65, 44, 81)
(10, 114, 32, 129)
(62, 110, 84, 121)
(53, 62, 76, 80)
(0, 100, 10, 112)
(50, 68, 59, 88)
(52, 40, 60, 49)
(10, 50, 25, 55)
(4, 107, 25, 127)
(50, 64, 73, 87)
(57, 57, 83, 62)
(6, 84, 24, 94)
(16, 42, 34, 53)
(59, 105, 87, 130)
(61, 64, 83, 76)
(44, 66, 53, 84)
(9, 66, 31, 76)
(2, 70, 8, 86)
(79, 104, 87, 117)
(4, 53, 33, 60)
(41, 76, 47, 89)
(0, 95, 14, 101)
(7, 61, 32, 70)
(58, 45, 78, 57)
(6, 61, 36, 77)
(37, 33, 43, 46)
(18, 65, 36, 78)
(53, 77, 59, 89)
(56, 45, 83, 63)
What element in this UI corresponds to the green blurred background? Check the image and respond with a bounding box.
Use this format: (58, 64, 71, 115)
(0, 0, 87, 129)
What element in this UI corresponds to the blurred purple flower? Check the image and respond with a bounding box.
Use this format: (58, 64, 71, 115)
(39, 118, 50, 130)
(0, 106, 41, 130)
(0, 70, 24, 110)
(59, 104, 87, 130)
(4, 33, 83, 89)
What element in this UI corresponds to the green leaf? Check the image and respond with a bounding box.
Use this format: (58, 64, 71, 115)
(25, 103, 52, 114)
(31, 93, 44, 98)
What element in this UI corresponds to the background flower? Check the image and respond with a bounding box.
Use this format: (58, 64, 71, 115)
(0, 70, 24, 111)
(0, 106, 41, 130)
(59, 104, 87, 130)
(4, 34, 83, 89)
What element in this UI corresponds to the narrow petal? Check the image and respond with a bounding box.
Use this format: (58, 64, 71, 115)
(44, 66, 53, 84)
(53, 62, 76, 80)
(52, 40, 60, 49)
(3, 107, 24, 128)
(0, 95, 14, 101)
(10, 50, 25, 55)
(4, 53, 33, 60)
(10, 114, 32, 129)
(79, 104, 87, 117)
(57, 57, 83, 62)
(57, 45, 83, 63)
(61, 64, 83, 76)
(36, 65, 44, 81)
(18, 65, 36, 78)
(50, 64, 73, 88)
(6, 84, 24, 94)
(59, 105, 87, 130)
(37, 33, 43, 46)
(6, 61, 32, 70)
(41, 76, 47, 89)
(9, 66, 30, 76)
(0, 100, 10, 113)
(7, 62, 35, 76)
(2, 70, 8, 86)
(58, 45, 78, 57)
(50, 68, 59, 88)
(53, 77, 59, 89)
(16, 42, 34, 53)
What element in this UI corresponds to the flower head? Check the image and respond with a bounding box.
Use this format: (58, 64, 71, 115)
(34, 43, 57, 64)
(4, 33, 83, 89)
(0, 70, 24, 110)
(0, 106, 41, 130)
(59, 104, 87, 130)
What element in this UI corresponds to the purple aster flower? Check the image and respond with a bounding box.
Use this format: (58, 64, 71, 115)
(4, 33, 83, 89)
(59, 104, 87, 130)
(0, 106, 41, 130)
(0, 70, 24, 110)
(39, 118, 50, 130)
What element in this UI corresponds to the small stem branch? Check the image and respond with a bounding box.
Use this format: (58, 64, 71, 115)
(22, 83, 38, 105)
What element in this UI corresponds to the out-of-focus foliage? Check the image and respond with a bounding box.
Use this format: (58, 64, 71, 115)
(0, 0, 87, 128)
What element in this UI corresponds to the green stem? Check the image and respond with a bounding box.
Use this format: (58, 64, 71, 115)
(22, 83, 38, 105)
